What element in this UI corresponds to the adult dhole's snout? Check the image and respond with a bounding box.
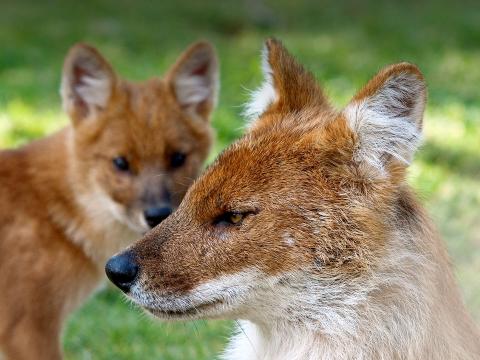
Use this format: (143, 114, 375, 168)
(105, 250, 139, 292)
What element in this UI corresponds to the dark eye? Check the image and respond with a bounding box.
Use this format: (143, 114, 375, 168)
(112, 156, 130, 172)
(170, 152, 186, 168)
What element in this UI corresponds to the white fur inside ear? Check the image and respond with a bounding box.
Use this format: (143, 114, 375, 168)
(172, 47, 219, 114)
(345, 72, 425, 174)
(74, 74, 111, 109)
(175, 73, 215, 107)
(243, 45, 277, 123)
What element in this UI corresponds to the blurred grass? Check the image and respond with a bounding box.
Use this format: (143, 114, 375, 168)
(0, 0, 479, 358)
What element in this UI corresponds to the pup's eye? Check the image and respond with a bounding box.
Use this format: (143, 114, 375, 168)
(112, 156, 130, 172)
(170, 152, 186, 168)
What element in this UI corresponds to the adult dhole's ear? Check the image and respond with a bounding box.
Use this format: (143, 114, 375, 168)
(61, 43, 116, 124)
(245, 38, 330, 122)
(166, 41, 219, 121)
(343, 63, 426, 175)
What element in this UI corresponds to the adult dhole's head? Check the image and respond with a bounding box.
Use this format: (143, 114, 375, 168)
(106, 39, 426, 330)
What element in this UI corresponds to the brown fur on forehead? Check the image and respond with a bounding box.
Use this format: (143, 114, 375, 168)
(197, 112, 370, 209)
(249, 107, 336, 139)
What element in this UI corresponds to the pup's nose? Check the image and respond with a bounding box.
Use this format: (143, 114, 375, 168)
(144, 207, 172, 228)
(105, 251, 139, 293)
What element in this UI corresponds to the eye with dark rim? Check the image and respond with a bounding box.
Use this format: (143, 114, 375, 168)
(170, 152, 187, 169)
(112, 156, 130, 172)
(214, 211, 256, 227)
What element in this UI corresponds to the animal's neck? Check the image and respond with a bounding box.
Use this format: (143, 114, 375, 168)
(223, 320, 329, 360)
(223, 214, 479, 360)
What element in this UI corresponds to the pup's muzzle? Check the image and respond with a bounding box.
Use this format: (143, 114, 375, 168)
(144, 206, 172, 228)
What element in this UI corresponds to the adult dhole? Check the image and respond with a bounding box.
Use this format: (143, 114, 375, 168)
(107, 39, 480, 359)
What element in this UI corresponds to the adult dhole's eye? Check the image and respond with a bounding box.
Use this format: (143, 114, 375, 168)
(170, 152, 187, 168)
(112, 156, 130, 172)
(229, 213, 244, 224)
(215, 212, 247, 227)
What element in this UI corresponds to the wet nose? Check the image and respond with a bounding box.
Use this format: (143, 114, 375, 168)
(105, 251, 139, 293)
(144, 207, 172, 228)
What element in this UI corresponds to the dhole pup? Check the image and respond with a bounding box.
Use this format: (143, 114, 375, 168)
(106, 39, 480, 359)
(0, 41, 218, 359)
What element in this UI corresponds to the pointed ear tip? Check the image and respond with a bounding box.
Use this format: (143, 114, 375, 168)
(64, 43, 107, 72)
(66, 43, 99, 58)
(261, 38, 290, 71)
(264, 37, 281, 46)
(263, 37, 284, 53)
(385, 62, 426, 84)
(264, 37, 274, 48)
(193, 40, 214, 48)
(188, 41, 217, 58)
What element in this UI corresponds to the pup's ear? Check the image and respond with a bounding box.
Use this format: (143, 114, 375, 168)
(61, 43, 116, 124)
(343, 63, 426, 175)
(166, 41, 219, 121)
(245, 38, 330, 122)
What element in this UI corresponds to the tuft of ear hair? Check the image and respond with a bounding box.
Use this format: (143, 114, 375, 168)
(61, 43, 116, 124)
(343, 63, 426, 175)
(166, 41, 219, 121)
(244, 38, 330, 123)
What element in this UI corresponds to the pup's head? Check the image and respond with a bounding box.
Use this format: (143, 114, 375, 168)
(62, 42, 217, 232)
(106, 39, 426, 328)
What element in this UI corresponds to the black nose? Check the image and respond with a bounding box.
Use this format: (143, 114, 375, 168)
(105, 251, 139, 293)
(144, 206, 172, 228)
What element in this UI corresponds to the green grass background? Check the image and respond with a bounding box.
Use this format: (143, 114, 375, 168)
(1, 0, 479, 358)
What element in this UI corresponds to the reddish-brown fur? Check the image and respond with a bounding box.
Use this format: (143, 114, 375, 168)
(0, 41, 217, 359)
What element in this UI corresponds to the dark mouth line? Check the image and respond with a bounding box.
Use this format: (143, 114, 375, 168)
(146, 298, 224, 316)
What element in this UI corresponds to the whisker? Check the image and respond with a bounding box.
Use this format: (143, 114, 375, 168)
(192, 320, 200, 337)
